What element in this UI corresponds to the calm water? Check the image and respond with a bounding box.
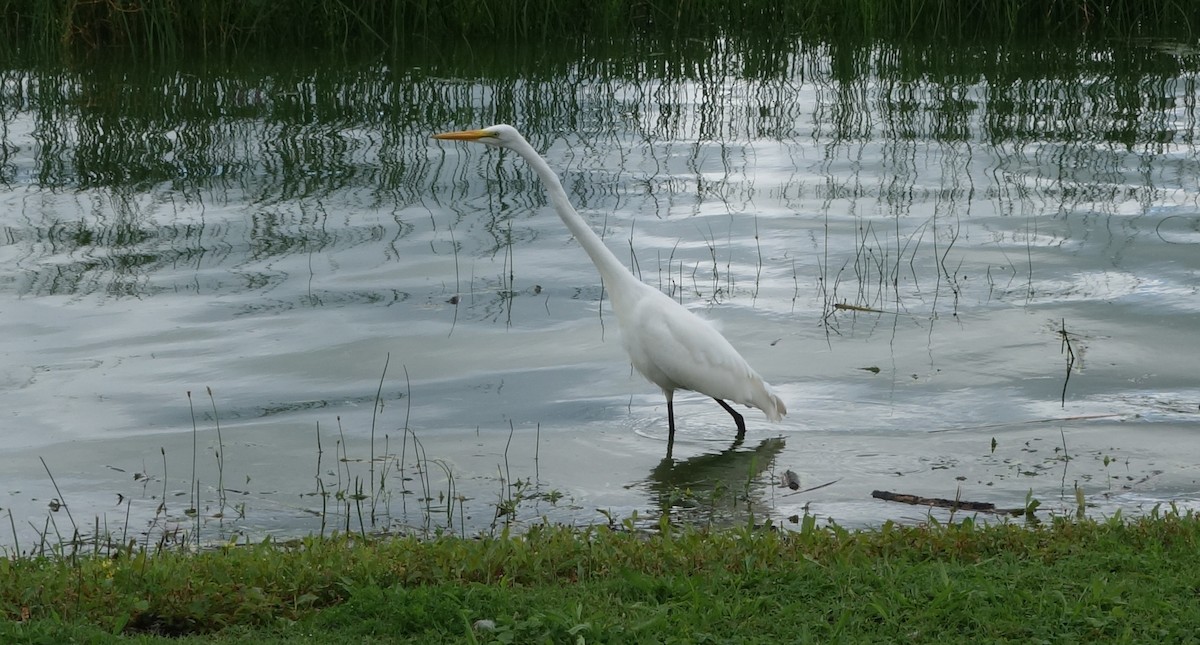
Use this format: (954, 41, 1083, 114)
(2, 38, 1198, 549)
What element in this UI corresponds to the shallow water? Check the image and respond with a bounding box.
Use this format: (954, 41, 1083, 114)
(1, 38, 1198, 549)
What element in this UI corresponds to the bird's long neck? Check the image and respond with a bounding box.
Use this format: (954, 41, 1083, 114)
(510, 139, 641, 297)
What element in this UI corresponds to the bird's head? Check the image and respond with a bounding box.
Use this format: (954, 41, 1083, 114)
(432, 124, 523, 149)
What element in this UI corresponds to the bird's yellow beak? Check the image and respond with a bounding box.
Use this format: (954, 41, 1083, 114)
(432, 129, 490, 141)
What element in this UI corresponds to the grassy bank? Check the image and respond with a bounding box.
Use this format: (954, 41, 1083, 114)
(2, 0, 1197, 59)
(3, 510, 1199, 642)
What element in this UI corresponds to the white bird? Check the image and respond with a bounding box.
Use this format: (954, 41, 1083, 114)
(433, 125, 786, 452)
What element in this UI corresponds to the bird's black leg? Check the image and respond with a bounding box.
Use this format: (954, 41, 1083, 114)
(666, 395, 676, 460)
(714, 398, 746, 440)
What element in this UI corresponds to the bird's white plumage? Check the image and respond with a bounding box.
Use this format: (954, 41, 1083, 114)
(616, 282, 785, 421)
(433, 124, 786, 441)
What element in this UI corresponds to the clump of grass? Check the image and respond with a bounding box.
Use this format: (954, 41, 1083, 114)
(1, 0, 1196, 59)
(2, 509, 1200, 641)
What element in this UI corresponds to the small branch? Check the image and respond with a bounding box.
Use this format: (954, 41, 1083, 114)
(871, 490, 1023, 515)
(1059, 318, 1076, 408)
(39, 457, 78, 535)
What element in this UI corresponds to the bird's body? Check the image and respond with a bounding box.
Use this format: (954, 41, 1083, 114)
(434, 125, 785, 450)
(614, 279, 784, 420)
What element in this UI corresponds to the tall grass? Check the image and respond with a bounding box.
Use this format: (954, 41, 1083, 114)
(1, 0, 1197, 59)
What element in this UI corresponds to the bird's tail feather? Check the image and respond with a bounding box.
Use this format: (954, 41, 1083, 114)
(754, 384, 787, 423)
(766, 391, 787, 422)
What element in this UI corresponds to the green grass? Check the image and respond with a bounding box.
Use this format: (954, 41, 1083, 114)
(1, 0, 1197, 59)
(3, 509, 1200, 642)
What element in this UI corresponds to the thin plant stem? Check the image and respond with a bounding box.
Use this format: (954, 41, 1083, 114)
(7, 509, 19, 557)
(370, 352, 390, 524)
(207, 387, 226, 512)
(187, 391, 198, 515)
(39, 457, 77, 537)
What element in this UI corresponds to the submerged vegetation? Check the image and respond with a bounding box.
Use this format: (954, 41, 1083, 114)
(1, 0, 1198, 59)
(3, 510, 1200, 641)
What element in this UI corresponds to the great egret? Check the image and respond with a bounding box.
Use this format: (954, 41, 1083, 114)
(433, 125, 786, 451)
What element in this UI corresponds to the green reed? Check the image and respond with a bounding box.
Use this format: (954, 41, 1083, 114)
(1, 0, 1197, 59)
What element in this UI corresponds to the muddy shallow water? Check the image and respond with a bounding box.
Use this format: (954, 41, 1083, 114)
(1, 39, 1198, 549)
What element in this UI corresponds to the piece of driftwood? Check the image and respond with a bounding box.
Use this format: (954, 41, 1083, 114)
(871, 490, 1024, 515)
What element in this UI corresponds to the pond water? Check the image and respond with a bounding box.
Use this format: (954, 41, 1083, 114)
(1, 38, 1198, 550)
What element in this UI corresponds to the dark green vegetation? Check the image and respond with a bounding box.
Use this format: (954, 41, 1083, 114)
(3, 511, 1200, 642)
(1, 0, 1198, 59)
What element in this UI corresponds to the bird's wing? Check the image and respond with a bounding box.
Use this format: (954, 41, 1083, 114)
(623, 291, 765, 404)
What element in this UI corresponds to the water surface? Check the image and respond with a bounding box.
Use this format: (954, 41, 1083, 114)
(1, 38, 1198, 549)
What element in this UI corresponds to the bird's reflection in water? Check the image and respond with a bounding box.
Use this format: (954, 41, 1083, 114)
(643, 436, 787, 526)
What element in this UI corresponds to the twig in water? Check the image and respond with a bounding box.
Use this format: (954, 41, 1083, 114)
(504, 218, 515, 328)
(431, 459, 456, 527)
(871, 489, 1023, 515)
(39, 457, 77, 536)
(194, 478, 201, 548)
(147, 447, 167, 553)
(7, 509, 20, 557)
(187, 391, 198, 516)
(701, 223, 720, 301)
(317, 478, 328, 538)
(370, 352, 390, 524)
(399, 365, 412, 517)
(627, 220, 642, 281)
(1059, 426, 1070, 495)
(791, 257, 798, 313)
(666, 239, 682, 303)
(449, 224, 460, 337)
(504, 420, 515, 497)
(753, 215, 762, 302)
(404, 428, 433, 531)
(207, 387, 226, 513)
(354, 477, 366, 538)
(121, 497, 131, 554)
(832, 302, 889, 314)
(1059, 318, 1076, 407)
(403, 363, 412, 431)
(534, 422, 541, 482)
(597, 213, 610, 338)
(314, 420, 323, 493)
(30, 517, 49, 557)
(315, 421, 326, 537)
(781, 477, 842, 497)
(336, 416, 350, 529)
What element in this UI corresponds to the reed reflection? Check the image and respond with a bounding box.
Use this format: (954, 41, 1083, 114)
(0, 37, 1193, 300)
